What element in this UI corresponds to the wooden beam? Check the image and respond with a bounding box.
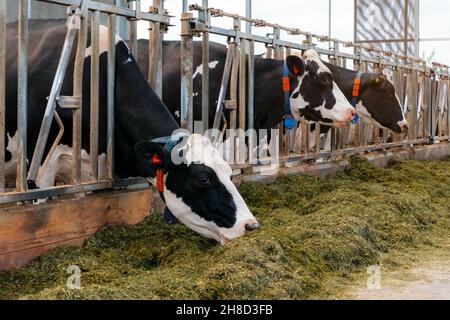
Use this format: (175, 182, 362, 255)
(0, 188, 152, 270)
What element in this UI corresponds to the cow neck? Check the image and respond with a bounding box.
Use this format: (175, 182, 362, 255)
(114, 41, 179, 144)
(351, 71, 364, 107)
(282, 61, 296, 129)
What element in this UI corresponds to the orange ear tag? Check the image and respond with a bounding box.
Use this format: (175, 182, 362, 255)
(151, 155, 164, 192)
(293, 65, 299, 75)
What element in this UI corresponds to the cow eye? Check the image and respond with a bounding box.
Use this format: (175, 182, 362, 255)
(199, 174, 211, 186)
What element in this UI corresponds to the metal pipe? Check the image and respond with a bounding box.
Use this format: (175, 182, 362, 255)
(72, 9, 88, 184)
(34, 0, 170, 23)
(148, 0, 163, 97)
(201, 0, 209, 132)
(212, 44, 234, 131)
(107, 13, 116, 180)
(180, 12, 193, 132)
(245, 0, 251, 34)
(127, 0, 138, 59)
(90, 10, 100, 181)
(17, 0, 29, 192)
(239, 37, 246, 131)
(182, 0, 188, 13)
(0, 0, 6, 193)
(247, 40, 254, 131)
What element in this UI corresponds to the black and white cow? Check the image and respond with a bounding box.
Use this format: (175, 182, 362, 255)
(136, 41, 407, 139)
(3, 19, 259, 244)
(323, 61, 408, 133)
(136, 40, 356, 130)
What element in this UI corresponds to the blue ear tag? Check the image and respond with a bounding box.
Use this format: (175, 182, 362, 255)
(283, 116, 296, 129)
(352, 114, 359, 125)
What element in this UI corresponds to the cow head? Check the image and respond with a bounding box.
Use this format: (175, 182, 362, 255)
(357, 73, 408, 133)
(288, 50, 356, 128)
(135, 133, 259, 244)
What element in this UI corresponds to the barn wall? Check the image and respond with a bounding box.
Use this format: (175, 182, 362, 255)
(6, 0, 129, 39)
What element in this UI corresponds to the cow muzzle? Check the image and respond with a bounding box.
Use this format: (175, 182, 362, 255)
(245, 221, 261, 231)
(398, 120, 409, 133)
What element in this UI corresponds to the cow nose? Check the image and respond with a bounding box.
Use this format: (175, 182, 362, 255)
(245, 222, 260, 231)
(401, 123, 409, 133)
(399, 121, 409, 133)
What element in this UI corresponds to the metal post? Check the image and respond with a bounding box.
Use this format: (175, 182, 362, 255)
(72, 10, 88, 184)
(247, 40, 255, 130)
(201, 0, 209, 132)
(239, 38, 246, 131)
(90, 10, 100, 181)
(17, 0, 29, 192)
(180, 12, 193, 132)
(414, 0, 420, 58)
(0, 0, 6, 193)
(245, 0, 251, 34)
(128, 0, 138, 59)
(28, 9, 78, 183)
(182, 0, 188, 13)
(148, 0, 163, 97)
(107, 13, 116, 180)
(212, 44, 234, 131)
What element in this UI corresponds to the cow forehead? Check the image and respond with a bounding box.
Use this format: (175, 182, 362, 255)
(180, 134, 232, 177)
(303, 50, 331, 74)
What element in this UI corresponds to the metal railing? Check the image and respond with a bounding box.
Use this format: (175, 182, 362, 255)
(181, 3, 449, 170)
(0, 1, 449, 205)
(0, 0, 170, 204)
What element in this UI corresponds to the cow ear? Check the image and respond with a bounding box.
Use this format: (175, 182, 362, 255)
(134, 141, 171, 173)
(286, 56, 305, 77)
(372, 74, 387, 89)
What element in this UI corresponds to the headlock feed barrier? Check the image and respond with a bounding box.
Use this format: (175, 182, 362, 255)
(0, 0, 171, 204)
(0, 0, 449, 205)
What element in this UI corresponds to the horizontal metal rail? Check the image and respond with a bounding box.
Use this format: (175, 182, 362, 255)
(36, 0, 171, 23)
(0, 177, 148, 205)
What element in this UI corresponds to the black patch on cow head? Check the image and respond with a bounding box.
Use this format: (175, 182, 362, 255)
(165, 163, 237, 229)
(359, 73, 405, 133)
(134, 140, 237, 229)
(293, 59, 337, 123)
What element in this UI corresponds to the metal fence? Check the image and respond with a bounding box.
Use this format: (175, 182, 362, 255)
(0, 0, 170, 204)
(0, 0, 449, 205)
(182, 2, 450, 172)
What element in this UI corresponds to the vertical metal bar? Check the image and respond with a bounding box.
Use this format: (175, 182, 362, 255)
(239, 37, 246, 131)
(107, 13, 116, 180)
(0, 0, 6, 193)
(180, 12, 193, 132)
(90, 10, 100, 182)
(245, 0, 251, 34)
(414, 0, 420, 58)
(17, 0, 29, 192)
(148, 0, 163, 97)
(247, 40, 254, 131)
(128, 0, 138, 59)
(182, 0, 188, 12)
(212, 44, 234, 131)
(72, 11, 88, 184)
(201, 0, 209, 132)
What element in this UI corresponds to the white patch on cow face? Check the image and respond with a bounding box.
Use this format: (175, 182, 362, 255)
(303, 50, 331, 74)
(290, 80, 354, 127)
(85, 25, 125, 58)
(193, 60, 220, 79)
(163, 134, 257, 244)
